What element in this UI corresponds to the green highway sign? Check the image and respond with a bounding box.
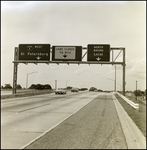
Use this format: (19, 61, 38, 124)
(87, 44, 110, 61)
(18, 44, 50, 60)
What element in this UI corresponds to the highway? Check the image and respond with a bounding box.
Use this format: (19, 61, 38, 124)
(1, 90, 13, 95)
(1, 91, 146, 149)
(1, 89, 47, 96)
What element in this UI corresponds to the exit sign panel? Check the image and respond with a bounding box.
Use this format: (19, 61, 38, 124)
(18, 44, 50, 60)
(52, 46, 82, 61)
(87, 44, 110, 61)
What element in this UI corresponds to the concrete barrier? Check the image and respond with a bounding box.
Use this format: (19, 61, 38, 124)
(116, 92, 139, 110)
(113, 94, 146, 149)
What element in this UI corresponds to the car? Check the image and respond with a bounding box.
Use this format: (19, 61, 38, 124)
(54, 89, 67, 94)
(71, 87, 79, 92)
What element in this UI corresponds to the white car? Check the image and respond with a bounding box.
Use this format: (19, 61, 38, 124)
(54, 89, 67, 94)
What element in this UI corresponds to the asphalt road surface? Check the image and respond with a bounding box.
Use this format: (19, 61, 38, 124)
(24, 93, 127, 149)
(2, 91, 143, 149)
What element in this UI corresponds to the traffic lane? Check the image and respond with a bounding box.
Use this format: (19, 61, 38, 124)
(1, 91, 88, 125)
(24, 94, 127, 149)
(1, 91, 99, 149)
(1, 91, 98, 127)
(1, 93, 66, 112)
(1, 91, 82, 114)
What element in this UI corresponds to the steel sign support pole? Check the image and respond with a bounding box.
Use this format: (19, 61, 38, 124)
(123, 48, 126, 96)
(13, 63, 18, 94)
(115, 65, 116, 92)
(12, 47, 18, 94)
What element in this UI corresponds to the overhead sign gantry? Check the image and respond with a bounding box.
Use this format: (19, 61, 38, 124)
(13, 44, 126, 96)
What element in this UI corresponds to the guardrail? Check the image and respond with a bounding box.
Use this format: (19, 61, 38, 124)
(115, 92, 139, 110)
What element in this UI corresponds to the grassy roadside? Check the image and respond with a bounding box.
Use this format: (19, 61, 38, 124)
(115, 94, 146, 137)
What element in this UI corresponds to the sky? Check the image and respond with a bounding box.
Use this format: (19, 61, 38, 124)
(1, 1, 146, 91)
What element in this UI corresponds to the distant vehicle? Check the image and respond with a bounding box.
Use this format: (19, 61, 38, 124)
(71, 87, 79, 92)
(89, 87, 97, 91)
(54, 89, 67, 94)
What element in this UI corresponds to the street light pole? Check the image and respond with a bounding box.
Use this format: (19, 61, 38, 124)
(66, 80, 69, 89)
(26, 74, 28, 89)
(118, 84, 121, 92)
(55, 80, 57, 90)
(107, 78, 115, 92)
(136, 81, 137, 100)
(26, 71, 37, 89)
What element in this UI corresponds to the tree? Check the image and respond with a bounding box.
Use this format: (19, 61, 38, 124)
(17, 84, 22, 89)
(134, 90, 142, 96)
(29, 84, 36, 89)
(97, 89, 103, 92)
(29, 84, 52, 90)
(79, 88, 88, 91)
(3, 84, 12, 89)
(67, 86, 72, 89)
(43, 84, 52, 89)
(35, 84, 43, 90)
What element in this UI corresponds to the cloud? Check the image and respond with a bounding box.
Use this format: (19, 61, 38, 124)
(1, 1, 146, 91)
(74, 68, 87, 75)
(126, 57, 146, 80)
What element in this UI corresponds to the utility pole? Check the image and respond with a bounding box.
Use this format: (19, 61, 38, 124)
(66, 80, 69, 89)
(118, 84, 121, 92)
(107, 78, 115, 92)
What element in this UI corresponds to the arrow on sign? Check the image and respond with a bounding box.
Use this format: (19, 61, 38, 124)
(36, 56, 41, 60)
(96, 57, 101, 61)
(63, 54, 68, 58)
